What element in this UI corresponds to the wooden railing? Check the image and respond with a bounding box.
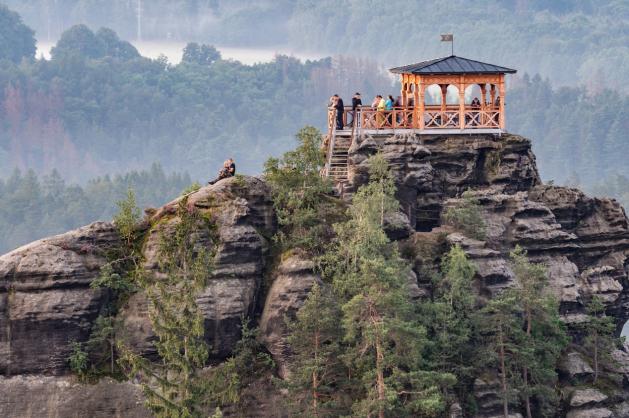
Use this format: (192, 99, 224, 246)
(328, 106, 502, 131)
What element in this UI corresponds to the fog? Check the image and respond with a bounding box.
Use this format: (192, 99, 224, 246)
(37, 40, 324, 65)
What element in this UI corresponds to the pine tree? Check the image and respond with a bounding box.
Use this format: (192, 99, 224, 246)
(264, 126, 335, 254)
(427, 244, 477, 404)
(286, 282, 346, 417)
(476, 248, 567, 418)
(510, 247, 566, 418)
(118, 198, 215, 418)
(583, 296, 618, 384)
(475, 293, 524, 418)
(323, 154, 454, 417)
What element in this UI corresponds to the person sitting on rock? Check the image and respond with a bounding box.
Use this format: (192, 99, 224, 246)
(208, 160, 232, 185)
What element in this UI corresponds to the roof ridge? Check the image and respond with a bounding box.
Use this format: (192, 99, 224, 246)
(451, 55, 515, 71)
(389, 55, 452, 72)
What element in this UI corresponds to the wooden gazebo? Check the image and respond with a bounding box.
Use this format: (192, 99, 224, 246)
(324, 55, 517, 181)
(328, 55, 516, 134)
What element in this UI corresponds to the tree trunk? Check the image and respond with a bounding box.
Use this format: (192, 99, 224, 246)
(523, 308, 532, 418)
(498, 325, 509, 418)
(371, 302, 385, 418)
(313, 330, 320, 417)
(110, 339, 115, 374)
(375, 333, 385, 418)
(594, 333, 599, 384)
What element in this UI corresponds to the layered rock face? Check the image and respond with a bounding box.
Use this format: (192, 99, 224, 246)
(259, 255, 321, 378)
(0, 222, 120, 376)
(0, 176, 275, 417)
(347, 132, 629, 417)
(348, 133, 540, 231)
(124, 176, 276, 359)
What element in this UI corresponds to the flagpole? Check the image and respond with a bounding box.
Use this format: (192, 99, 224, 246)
(441, 34, 454, 56)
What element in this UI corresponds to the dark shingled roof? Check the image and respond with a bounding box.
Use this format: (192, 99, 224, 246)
(389, 55, 517, 75)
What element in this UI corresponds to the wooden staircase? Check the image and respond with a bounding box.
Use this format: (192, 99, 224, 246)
(326, 132, 352, 182)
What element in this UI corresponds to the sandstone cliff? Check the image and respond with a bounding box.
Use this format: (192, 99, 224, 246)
(2, 133, 629, 417)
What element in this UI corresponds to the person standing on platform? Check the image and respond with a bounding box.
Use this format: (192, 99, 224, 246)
(333, 94, 344, 130)
(385, 95, 394, 125)
(376, 95, 386, 127)
(349, 92, 362, 127)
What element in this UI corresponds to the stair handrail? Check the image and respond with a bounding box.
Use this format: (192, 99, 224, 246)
(324, 109, 337, 177)
(351, 107, 360, 148)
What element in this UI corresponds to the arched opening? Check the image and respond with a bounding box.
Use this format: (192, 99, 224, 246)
(424, 84, 442, 105)
(407, 83, 415, 107)
(445, 85, 460, 105)
(424, 84, 459, 128)
(464, 84, 482, 105)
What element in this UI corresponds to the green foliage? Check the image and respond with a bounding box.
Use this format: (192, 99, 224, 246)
(182, 43, 221, 66)
(0, 4, 35, 63)
(475, 292, 524, 417)
(509, 246, 567, 417)
(582, 296, 619, 385)
(51, 24, 139, 60)
(322, 155, 454, 417)
(68, 340, 89, 379)
(424, 245, 478, 405)
(85, 315, 119, 375)
(231, 321, 275, 384)
(443, 191, 486, 240)
(113, 188, 142, 245)
(474, 247, 567, 417)
(264, 126, 337, 254)
(91, 263, 135, 295)
(119, 198, 214, 417)
(286, 283, 346, 417)
(232, 174, 247, 188)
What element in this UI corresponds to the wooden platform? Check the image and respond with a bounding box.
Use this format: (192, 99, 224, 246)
(335, 128, 503, 135)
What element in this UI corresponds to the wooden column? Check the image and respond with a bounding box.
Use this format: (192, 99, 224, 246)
(479, 83, 487, 126)
(459, 76, 465, 130)
(440, 84, 447, 113)
(490, 84, 496, 108)
(417, 78, 424, 129)
(499, 75, 506, 129)
(480, 84, 487, 111)
(401, 75, 407, 109)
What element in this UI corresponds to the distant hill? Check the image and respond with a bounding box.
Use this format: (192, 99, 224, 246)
(4, 0, 628, 91)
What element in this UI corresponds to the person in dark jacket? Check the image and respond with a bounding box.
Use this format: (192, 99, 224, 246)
(333, 94, 344, 130)
(348, 92, 362, 127)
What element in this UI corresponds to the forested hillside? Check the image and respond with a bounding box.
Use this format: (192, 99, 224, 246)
(5, 0, 628, 91)
(0, 4, 392, 181)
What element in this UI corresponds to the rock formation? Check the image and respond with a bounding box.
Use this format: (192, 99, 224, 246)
(2, 132, 629, 417)
(0, 176, 275, 416)
(347, 132, 629, 417)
